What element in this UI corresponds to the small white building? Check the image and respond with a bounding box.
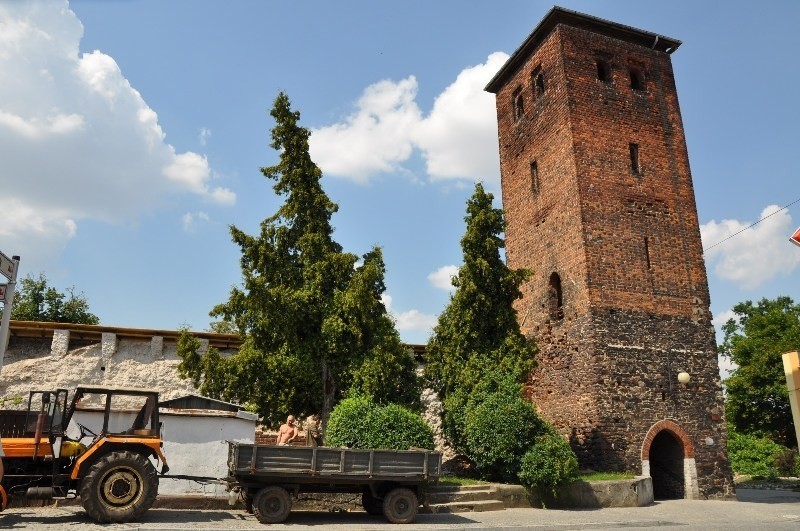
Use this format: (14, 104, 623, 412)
(158, 395, 257, 496)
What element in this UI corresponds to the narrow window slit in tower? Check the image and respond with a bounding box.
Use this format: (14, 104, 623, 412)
(630, 142, 641, 174)
(597, 60, 611, 82)
(630, 68, 645, 90)
(644, 236, 652, 269)
(530, 161, 540, 195)
(512, 87, 524, 121)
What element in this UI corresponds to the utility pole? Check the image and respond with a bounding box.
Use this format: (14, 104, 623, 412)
(0, 252, 20, 374)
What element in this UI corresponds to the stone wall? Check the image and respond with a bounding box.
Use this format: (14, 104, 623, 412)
(0, 323, 238, 406)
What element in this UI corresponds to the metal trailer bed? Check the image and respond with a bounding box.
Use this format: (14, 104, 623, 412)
(227, 442, 442, 524)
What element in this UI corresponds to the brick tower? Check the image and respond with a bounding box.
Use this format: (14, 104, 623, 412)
(485, 7, 733, 499)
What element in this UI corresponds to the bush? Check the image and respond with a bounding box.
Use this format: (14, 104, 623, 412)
(326, 396, 434, 450)
(518, 434, 579, 497)
(773, 447, 799, 478)
(728, 431, 786, 477)
(442, 369, 528, 454)
(462, 391, 549, 483)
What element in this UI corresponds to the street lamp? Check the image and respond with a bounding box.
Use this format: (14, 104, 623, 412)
(667, 343, 691, 398)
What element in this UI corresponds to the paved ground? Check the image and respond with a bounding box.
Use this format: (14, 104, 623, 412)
(1, 489, 799, 530)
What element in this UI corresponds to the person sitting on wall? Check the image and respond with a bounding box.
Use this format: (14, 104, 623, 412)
(305, 414, 323, 447)
(276, 415, 298, 445)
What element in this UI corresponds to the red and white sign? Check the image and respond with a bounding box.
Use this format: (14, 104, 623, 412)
(0, 251, 14, 281)
(0, 284, 5, 301)
(792, 226, 800, 248)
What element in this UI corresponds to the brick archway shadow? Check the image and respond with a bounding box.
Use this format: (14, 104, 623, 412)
(640, 419, 700, 499)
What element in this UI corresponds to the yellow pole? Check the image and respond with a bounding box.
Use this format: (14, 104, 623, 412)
(783, 351, 800, 447)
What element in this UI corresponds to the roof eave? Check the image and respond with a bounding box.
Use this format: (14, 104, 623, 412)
(485, 6, 682, 94)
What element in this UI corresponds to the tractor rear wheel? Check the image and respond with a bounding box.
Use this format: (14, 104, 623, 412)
(80, 450, 158, 523)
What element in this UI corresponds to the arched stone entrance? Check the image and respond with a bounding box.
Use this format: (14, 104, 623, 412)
(641, 420, 699, 500)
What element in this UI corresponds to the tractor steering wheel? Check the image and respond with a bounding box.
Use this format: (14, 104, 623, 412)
(75, 421, 98, 440)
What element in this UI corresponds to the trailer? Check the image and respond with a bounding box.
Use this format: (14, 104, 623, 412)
(227, 442, 442, 524)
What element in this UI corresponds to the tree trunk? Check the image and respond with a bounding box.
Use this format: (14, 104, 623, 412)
(321, 361, 335, 428)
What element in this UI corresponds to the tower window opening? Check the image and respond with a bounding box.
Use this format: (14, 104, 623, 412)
(532, 66, 546, 99)
(512, 87, 524, 121)
(630, 68, 645, 90)
(630, 142, 641, 175)
(644, 236, 652, 269)
(548, 272, 564, 321)
(597, 60, 612, 82)
(530, 161, 540, 195)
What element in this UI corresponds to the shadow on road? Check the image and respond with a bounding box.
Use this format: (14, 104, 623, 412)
(736, 488, 800, 504)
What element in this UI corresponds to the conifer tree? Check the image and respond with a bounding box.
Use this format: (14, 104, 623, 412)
(178, 93, 417, 425)
(424, 183, 536, 442)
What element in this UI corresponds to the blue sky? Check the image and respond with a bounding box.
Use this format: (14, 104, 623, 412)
(1, 1, 798, 374)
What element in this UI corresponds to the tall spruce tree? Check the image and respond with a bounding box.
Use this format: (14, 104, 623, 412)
(424, 183, 536, 441)
(178, 93, 417, 425)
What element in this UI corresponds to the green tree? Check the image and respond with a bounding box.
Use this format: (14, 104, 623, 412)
(5, 273, 99, 324)
(177, 92, 417, 426)
(721, 296, 800, 447)
(424, 183, 536, 446)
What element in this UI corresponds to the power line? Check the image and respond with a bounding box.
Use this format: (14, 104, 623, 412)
(703, 196, 800, 254)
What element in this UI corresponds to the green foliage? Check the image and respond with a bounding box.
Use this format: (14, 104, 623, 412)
(0, 394, 24, 408)
(462, 391, 550, 483)
(6, 273, 99, 324)
(721, 296, 800, 447)
(727, 431, 786, 477)
(176, 93, 418, 426)
(773, 447, 799, 478)
(325, 396, 434, 450)
(424, 183, 536, 455)
(579, 472, 635, 481)
(518, 434, 580, 497)
(442, 368, 522, 453)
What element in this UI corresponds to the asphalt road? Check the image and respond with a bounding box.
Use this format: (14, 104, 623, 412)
(1, 489, 798, 530)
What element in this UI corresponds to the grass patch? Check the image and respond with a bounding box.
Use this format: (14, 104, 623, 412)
(438, 476, 487, 486)
(579, 472, 635, 481)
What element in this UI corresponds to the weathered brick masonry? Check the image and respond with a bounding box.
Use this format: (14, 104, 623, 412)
(486, 8, 734, 498)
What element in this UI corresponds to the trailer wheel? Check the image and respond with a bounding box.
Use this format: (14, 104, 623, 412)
(253, 486, 291, 524)
(383, 487, 418, 524)
(79, 450, 158, 523)
(361, 490, 383, 515)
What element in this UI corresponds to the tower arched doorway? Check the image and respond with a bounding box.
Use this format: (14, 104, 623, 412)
(641, 420, 699, 500)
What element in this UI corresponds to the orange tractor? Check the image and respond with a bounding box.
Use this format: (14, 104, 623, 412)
(0, 386, 168, 522)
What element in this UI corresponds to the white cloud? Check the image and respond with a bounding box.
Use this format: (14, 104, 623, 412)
(0, 1, 235, 268)
(701, 206, 800, 289)
(181, 211, 210, 232)
(428, 265, 458, 291)
(381, 294, 437, 335)
(0, 199, 77, 269)
(309, 53, 508, 186)
(310, 77, 421, 183)
(199, 127, 211, 146)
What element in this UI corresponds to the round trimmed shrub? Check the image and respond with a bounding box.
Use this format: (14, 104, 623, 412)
(518, 434, 579, 497)
(326, 396, 434, 450)
(462, 392, 548, 483)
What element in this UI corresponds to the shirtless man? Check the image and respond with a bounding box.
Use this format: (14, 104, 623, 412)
(276, 415, 298, 445)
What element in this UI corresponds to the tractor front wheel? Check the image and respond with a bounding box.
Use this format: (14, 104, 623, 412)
(80, 450, 158, 523)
